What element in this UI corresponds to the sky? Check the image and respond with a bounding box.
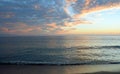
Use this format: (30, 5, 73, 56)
(0, 0, 120, 36)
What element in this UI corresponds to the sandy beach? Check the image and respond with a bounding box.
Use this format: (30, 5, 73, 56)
(0, 64, 120, 74)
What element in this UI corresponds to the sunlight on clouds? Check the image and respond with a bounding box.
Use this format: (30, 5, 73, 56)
(85, 0, 92, 7)
(64, 20, 92, 27)
(0, 23, 42, 35)
(0, 0, 120, 35)
(73, 2, 120, 18)
(47, 23, 58, 28)
(61, 0, 120, 35)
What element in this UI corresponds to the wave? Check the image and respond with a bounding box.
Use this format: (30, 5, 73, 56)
(75, 46, 120, 49)
(1, 61, 120, 65)
(1, 45, 120, 65)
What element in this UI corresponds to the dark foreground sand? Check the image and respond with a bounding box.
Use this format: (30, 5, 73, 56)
(0, 64, 120, 74)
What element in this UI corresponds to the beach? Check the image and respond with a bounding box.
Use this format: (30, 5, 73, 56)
(0, 64, 120, 74)
(1, 0, 120, 74)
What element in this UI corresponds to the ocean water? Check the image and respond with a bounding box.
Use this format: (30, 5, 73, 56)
(0, 35, 120, 65)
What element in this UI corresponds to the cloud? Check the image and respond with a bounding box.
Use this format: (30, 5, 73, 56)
(65, 0, 77, 3)
(0, 27, 9, 32)
(64, 20, 92, 27)
(85, 0, 92, 7)
(47, 23, 58, 28)
(56, 27, 79, 34)
(0, 0, 120, 35)
(0, 22, 42, 35)
(73, 0, 120, 18)
(34, 4, 41, 10)
(0, 12, 14, 18)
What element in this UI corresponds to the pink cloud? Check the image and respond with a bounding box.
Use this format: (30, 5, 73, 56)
(0, 23, 42, 34)
(73, 1, 120, 18)
(47, 23, 58, 28)
(64, 20, 92, 27)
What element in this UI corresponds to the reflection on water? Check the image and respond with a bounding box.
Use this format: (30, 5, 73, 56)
(0, 35, 120, 64)
(1, 64, 120, 74)
(62, 64, 120, 74)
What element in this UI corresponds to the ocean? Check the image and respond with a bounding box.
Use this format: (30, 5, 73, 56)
(0, 35, 120, 65)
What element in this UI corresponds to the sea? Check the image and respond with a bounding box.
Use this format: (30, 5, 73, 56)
(0, 35, 120, 65)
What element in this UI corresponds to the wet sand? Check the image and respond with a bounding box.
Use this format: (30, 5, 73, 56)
(0, 64, 120, 74)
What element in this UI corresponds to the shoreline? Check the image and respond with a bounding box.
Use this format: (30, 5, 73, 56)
(1, 61, 120, 66)
(0, 64, 120, 74)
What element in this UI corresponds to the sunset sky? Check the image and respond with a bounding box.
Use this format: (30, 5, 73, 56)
(0, 0, 120, 36)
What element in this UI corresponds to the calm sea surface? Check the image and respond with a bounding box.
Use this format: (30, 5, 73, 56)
(0, 35, 120, 65)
